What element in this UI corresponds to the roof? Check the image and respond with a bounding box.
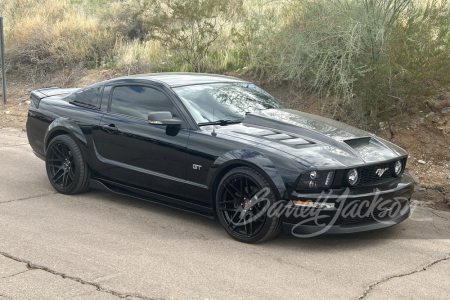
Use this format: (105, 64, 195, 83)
(122, 72, 249, 87)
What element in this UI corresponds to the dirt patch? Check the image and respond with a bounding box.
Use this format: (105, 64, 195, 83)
(0, 89, 31, 131)
(75, 69, 127, 87)
(2, 69, 450, 210)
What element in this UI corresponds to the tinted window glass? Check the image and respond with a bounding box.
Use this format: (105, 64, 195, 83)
(64, 84, 103, 108)
(174, 83, 285, 124)
(110, 85, 175, 119)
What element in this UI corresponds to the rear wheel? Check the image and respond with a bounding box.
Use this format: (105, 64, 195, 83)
(46, 135, 90, 194)
(215, 167, 282, 243)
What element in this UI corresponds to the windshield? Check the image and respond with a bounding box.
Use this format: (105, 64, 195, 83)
(173, 83, 285, 124)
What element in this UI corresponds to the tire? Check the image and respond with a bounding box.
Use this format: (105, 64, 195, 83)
(46, 135, 90, 194)
(215, 166, 283, 243)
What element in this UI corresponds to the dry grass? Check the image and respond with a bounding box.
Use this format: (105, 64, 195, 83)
(2, 0, 113, 79)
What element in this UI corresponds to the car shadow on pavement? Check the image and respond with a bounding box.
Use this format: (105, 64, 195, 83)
(80, 188, 450, 248)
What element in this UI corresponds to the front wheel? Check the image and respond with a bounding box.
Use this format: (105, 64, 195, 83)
(215, 167, 282, 243)
(46, 135, 90, 194)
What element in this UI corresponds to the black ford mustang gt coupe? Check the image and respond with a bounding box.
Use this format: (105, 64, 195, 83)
(26, 73, 414, 243)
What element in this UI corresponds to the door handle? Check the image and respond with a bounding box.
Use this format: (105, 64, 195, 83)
(102, 124, 118, 131)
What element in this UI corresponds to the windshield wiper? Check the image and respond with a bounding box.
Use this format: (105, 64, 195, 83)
(198, 119, 243, 126)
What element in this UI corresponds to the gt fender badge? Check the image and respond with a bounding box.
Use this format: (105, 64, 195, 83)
(375, 168, 389, 177)
(193, 164, 202, 170)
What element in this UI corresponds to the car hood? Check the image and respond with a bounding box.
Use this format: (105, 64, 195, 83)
(203, 109, 407, 169)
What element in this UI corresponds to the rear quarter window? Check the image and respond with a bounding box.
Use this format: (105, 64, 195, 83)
(66, 84, 103, 108)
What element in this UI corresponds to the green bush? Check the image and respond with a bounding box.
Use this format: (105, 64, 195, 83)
(243, 0, 450, 125)
(147, 0, 244, 72)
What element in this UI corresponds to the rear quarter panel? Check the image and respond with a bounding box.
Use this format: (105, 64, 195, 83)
(26, 98, 104, 168)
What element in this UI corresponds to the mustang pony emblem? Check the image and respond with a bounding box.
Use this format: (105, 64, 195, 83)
(375, 168, 389, 177)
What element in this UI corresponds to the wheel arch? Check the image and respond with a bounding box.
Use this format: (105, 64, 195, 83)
(208, 150, 287, 217)
(44, 118, 87, 155)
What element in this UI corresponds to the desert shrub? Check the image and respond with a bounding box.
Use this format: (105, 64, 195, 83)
(2, 0, 114, 76)
(112, 38, 177, 74)
(99, 0, 244, 73)
(147, 0, 244, 72)
(98, 0, 154, 41)
(243, 0, 450, 124)
(385, 1, 450, 109)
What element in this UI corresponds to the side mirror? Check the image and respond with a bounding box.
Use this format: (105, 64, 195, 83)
(148, 111, 182, 126)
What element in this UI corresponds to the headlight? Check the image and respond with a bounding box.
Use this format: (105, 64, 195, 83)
(347, 168, 359, 186)
(297, 170, 335, 191)
(394, 160, 403, 176)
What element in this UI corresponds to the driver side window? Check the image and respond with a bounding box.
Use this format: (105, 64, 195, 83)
(110, 85, 176, 120)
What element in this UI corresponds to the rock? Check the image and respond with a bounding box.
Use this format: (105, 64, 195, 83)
(379, 122, 388, 130)
(419, 117, 424, 123)
(418, 188, 427, 191)
(418, 160, 427, 164)
(441, 107, 450, 114)
(436, 186, 445, 193)
(410, 173, 420, 184)
(4, 111, 9, 114)
(426, 112, 435, 118)
(25, 100, 31, 104)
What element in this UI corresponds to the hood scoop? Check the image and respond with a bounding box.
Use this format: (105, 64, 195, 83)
(342, 136, 395, 162)
(344, 137, 384, 150)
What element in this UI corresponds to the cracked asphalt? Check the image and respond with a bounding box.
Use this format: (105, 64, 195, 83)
(0, 128, 449, 300)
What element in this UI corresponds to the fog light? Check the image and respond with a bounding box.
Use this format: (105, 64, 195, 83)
(310, 171, 317, 179)
(325, 171, 333, 186)
(348, 168, 359, 186)
(394, 160, 403, 176)
(309, 181, 317, 189)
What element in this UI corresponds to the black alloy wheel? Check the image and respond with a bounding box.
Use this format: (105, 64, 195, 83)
(216, 167, 282, 243)
(46, 135, 90, 194)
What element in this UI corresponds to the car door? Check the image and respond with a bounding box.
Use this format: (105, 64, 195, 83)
(92, 84, 189, 199)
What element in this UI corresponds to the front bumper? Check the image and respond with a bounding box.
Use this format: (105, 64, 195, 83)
(282, 173, 415, 236)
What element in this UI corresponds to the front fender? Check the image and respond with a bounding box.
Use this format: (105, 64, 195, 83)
(43, 117, 87, 153)
(207, 149, 287, 199)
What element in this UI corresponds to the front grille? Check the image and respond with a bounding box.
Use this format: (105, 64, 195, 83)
(359, 161, 396, 185)
(342, 159, 406, 187)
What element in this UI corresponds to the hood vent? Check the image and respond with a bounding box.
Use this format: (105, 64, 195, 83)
(263, 133, 291, 140)
(234, 129, 312, 147)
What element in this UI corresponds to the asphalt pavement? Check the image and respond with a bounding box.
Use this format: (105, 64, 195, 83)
(0, 128, 449, 300)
